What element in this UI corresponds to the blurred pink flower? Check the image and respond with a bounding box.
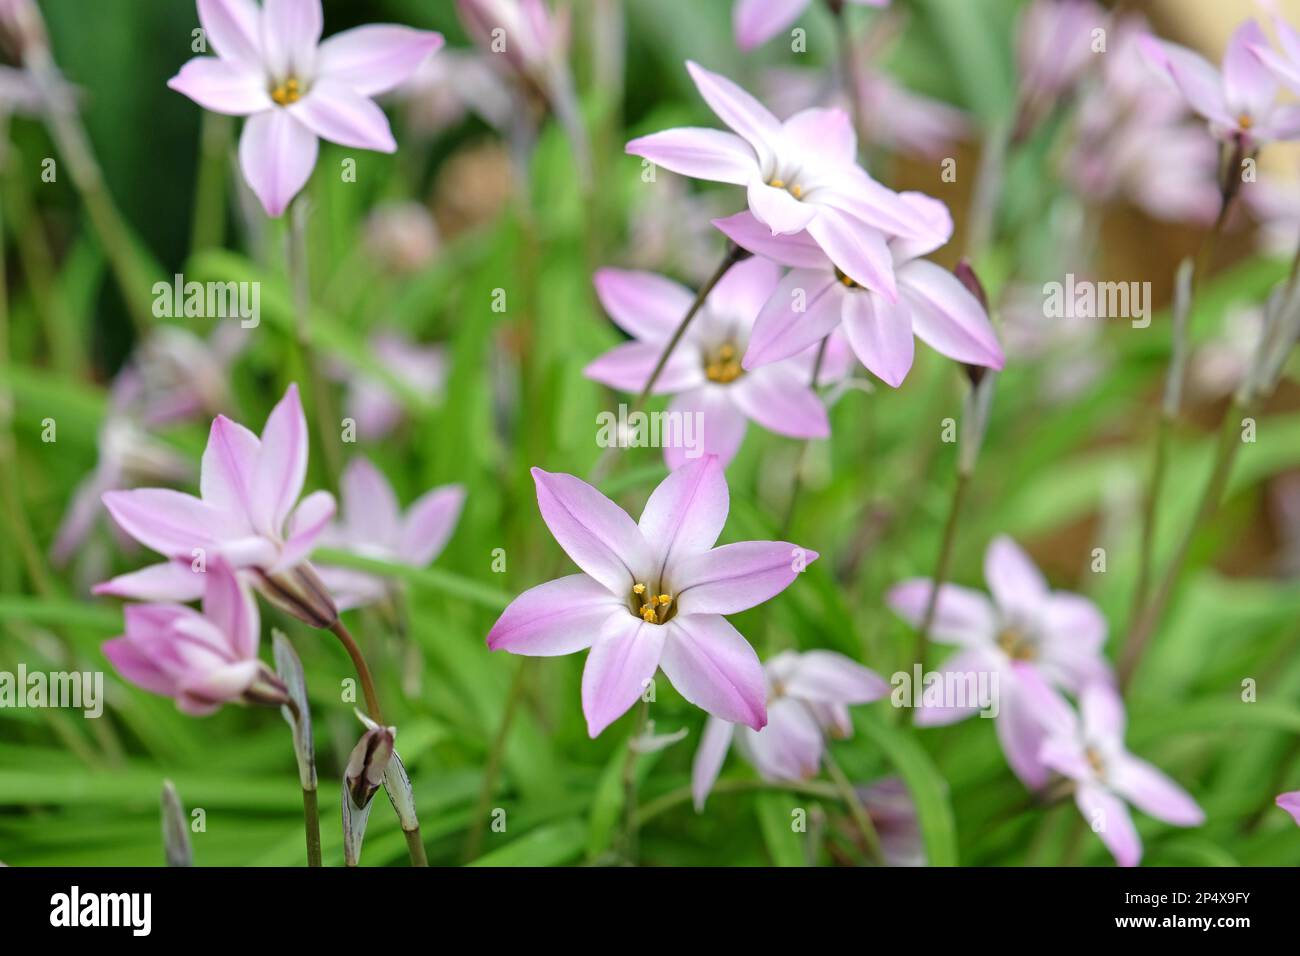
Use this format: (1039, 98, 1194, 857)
(762, 64, 969, 159)
(457, 0, 569, 86)
(627, 62, 941, 301)
(486, 457, 817, 736)
(95, 385, 336, 624)
(335, 332, 448, 441)
(52, 417, 192, 570)
(715, 199, 1003, 388)
(1246, 173, 1300, 255)
(1029, 678, 1204, 867)
(1277, 791, 1300, 826)
(118, 325, 248, 428)
(584, 258, 830, 469)
(317, 457, 465, 611)
(102, 558, 288, 716)
(168, 0, 443, 216)
(857, 777, 925, 866)
(733, 0, 888, 52)
(394, 48, 513, 136)
(887, 536, 1112, 788)
(1065, 16, 1220, 224)
(363, 202, 440, 275)
(1187, 303, 1265, 401)
(691, 649, 888, 809)
(1017, 0, 1107, 101)
(1250, 15, 1300, 100)
(1140, 19, 1300, 149)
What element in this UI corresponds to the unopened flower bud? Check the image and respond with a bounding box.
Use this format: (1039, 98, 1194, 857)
(161, 780, 193, 867)
(356, 710, 420, 833)
(954, 260, 991, 388)
(342, 724, 395, 867)
(240, 661, 292, 710)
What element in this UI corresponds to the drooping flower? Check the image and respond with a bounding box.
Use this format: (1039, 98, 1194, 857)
(486, 456, 817, 736)
(714, 199, 1003, 388)
(584, 257, 830, 469)
(1028, 677, 1205, 867)
(168, 0, 444, 216)
(1140, 19, 1300, 149)
(691, 649, 888, 809)
(733, 0, 888, 52)
(626, 62, 941, 301)
(316, 457, 465, 611)
(102, 557, 288, 716)
(1277, 791, 1300, 826)
(887, 536, 1112, 787)
(95, 384, 338, 627)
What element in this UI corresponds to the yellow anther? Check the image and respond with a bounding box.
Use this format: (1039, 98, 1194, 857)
(656, 594, 672, 606)
(1239, 113, 1253, 129)
(718, 343, 735, 360)
(791, 184, 803, 199)
(270, 77, 303, 106)
(632, 583, 646, 594)
(770, 179, 785, 189)
(640, 605, 658, 622)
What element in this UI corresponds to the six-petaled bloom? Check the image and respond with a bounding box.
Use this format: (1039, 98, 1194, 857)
(691, 649, 888, 809)
(888, 536, 1111, 787)
(316, 457, 465, 611)
(95, 384, 339, 628)
(584, 257, 830, 469)
(1027, 676, 1205, 867)
(1140, 19, 1300, 150)
(168, 0, 443, 215)
(626, 61, 943, 301)
(486, 456, 817, 737)
(102, 557, 288, 716)
(715, 198, 1003, 388)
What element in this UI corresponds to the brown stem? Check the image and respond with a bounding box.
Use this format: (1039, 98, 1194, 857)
(328, 619, 385, 725)
(910, 471, 971, 694)
(779, 335, 831, 537)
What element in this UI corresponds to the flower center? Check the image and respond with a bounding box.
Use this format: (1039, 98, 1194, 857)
(704, 341, 743, 384)
(768, 178, 804, 199)
(1085, 745, 1106, 777)
(270, 76, 305, 106)
(631, 582, 675, 624)
(833, 267, 859, 289)
(996, 626, 1037, 661)
(1238, 112, 1253, 130)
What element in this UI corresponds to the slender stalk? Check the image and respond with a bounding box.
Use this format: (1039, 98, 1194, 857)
(301, 786, 322, 867)
(1119, 399, 1250, 689)
(633, 245, 746, 412)
(827, 0, 868, 145)
(911, 471, 971, 686)
(403, 828, 429, 867)
(190, 112, 232, 253)
(821, 749, 883, 864)
(464, 658, 528, 861)
(591, 245, 746, 480)
(287, 198, 342, 487)
(27, 51, 155, 335)
(620, 697, 651, 862)
(0, 118, 53, 598)
(1130, 177, 1238, 634)
(779, 335, 831, 537)
(327, 619, 386, 725)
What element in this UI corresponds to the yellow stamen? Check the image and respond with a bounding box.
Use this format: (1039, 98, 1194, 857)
(640, 605, 658, 622)
(791, 183, 803, 199)
(1239, 113, 1253, 129)
(770, 178, 785, 189)
(656, 594, 672, 607)
(632, 583, 646, 594)
(271, 77, 303, 106)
